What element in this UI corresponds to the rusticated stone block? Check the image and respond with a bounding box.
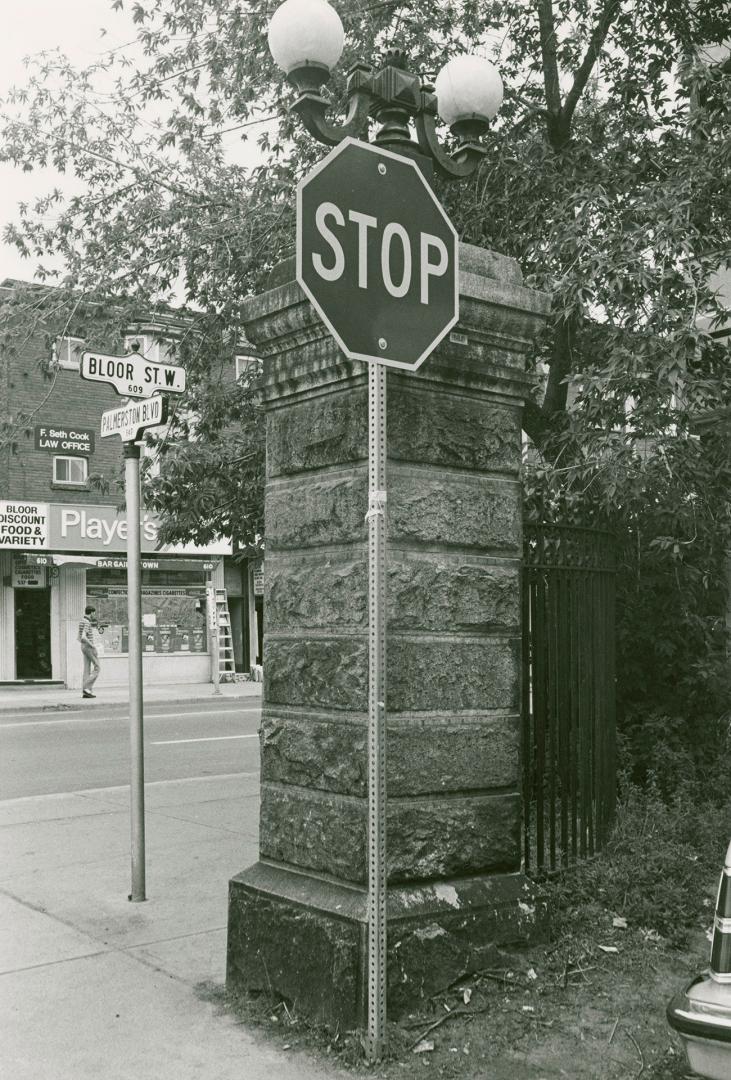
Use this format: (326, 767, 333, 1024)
(260, 713, 518, 797)
(259, 784, 366, 881)
(387, 716, 519, 795)
(388, 793, 521, 881)
(266, 558, 367, 631)
(388, 557, 518, 632)
(266, 473, 366, 550)
(267, 389, 367, 477)
(265, 638, 367, 711)
(389, 472, 521, 551)
(266, 556, 518, 635)
(259, 784, 519, 884)
(388, 637, 519, 712)
(389, 387, 520, 474)
(260, 713, 367, 793)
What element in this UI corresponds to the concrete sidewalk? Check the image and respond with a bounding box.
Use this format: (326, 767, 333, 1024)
(0, 772, 356, 1080)
(0, 679, 262, 713)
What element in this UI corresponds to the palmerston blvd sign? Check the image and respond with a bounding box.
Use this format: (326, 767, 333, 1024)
(81, 350, 186, 397)
(297, 138, 459, 371)
(100, 395, 168, 442)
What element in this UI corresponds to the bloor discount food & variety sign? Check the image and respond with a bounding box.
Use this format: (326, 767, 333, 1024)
(0, 502, 49, 549)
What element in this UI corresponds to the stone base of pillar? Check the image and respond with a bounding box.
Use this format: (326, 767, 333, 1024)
(226, 861, 547, 1030)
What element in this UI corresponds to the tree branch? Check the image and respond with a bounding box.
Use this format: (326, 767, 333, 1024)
(542, 316, 576, 417)
(522, 399, 549, 445)
(536, 0, 563, 120)
(562, 0, 623, 130)
(523, 315, 578, 449)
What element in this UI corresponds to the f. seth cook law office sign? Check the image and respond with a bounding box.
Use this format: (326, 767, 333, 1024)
(0, 500, 229, 556)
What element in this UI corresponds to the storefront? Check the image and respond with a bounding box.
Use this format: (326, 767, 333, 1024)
(0, 500, 229, 687)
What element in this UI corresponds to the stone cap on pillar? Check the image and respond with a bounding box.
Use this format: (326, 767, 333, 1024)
(243, 243, 550, 408)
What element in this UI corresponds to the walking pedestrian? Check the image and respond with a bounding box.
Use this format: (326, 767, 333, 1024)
(79, 604, 101, 699)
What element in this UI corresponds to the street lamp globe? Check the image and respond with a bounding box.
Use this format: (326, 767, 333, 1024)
(267, 0, 345, 77)
(434, 54, 503, 134)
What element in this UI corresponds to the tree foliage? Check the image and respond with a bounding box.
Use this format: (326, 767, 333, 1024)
(1, 3, 730, 703)
(2, 1, 729, 478)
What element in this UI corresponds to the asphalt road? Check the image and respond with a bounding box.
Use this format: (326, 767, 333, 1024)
(0, 698, 262, 799)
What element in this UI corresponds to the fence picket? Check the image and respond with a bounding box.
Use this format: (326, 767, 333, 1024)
(522, 523, 616, 873)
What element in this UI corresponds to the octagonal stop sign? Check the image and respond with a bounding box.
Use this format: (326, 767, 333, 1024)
(296, 137, 459, 371)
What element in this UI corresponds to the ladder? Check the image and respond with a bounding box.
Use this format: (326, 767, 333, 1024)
(216, 590, 236, 681)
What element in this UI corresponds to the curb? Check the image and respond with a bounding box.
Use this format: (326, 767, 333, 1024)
(0, 687, 262, 716)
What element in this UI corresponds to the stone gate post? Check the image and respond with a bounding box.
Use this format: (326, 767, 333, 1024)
(226, 243, 550, 1028)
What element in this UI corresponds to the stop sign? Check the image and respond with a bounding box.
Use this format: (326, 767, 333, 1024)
(296, 138, 459, 371)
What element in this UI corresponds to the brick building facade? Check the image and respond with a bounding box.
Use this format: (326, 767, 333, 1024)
(0, 280, 249, 688)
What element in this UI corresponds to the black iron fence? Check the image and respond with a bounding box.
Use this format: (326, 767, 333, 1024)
(522, 523, 617, 874)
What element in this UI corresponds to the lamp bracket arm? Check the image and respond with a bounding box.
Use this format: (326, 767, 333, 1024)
(291, 87, 371, 147)
(414, 110, 485, 180)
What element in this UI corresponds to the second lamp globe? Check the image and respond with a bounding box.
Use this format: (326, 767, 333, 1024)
(434, 55, 503, 129)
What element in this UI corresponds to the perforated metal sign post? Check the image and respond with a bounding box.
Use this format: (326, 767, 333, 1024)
(366, 363, 387, 1062)
(297, 140, 461, 1060)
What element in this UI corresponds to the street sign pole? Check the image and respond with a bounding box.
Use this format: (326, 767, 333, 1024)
(94, 369, 177, 904)
(366, 362, 387, 1062)
(124, 441, 146, 903)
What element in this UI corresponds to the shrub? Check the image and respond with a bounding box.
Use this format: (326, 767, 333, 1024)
(547, 770, 731, 945)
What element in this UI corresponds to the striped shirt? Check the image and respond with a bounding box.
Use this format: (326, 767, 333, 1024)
(78, 616, 95, 647)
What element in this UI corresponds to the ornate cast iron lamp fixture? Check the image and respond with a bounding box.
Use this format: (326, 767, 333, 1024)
(267, 0, 503, 178)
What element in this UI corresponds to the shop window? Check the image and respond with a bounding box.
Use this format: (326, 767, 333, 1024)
(86, 566, 208, 656)
(55, 336, 85, 370)
(53, 456, 88, 486)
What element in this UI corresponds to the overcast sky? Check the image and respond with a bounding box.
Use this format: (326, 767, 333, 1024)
(0, 1, 133, 283)
(0, 1, 269, 289)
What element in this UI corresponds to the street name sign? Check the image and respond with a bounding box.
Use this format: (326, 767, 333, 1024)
(81, 351, 186, 398)
(100, 395, 168, 442)
(297, 137, 459, 371)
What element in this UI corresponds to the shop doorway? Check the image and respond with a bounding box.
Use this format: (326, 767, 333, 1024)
(14, 588, 52, 679)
